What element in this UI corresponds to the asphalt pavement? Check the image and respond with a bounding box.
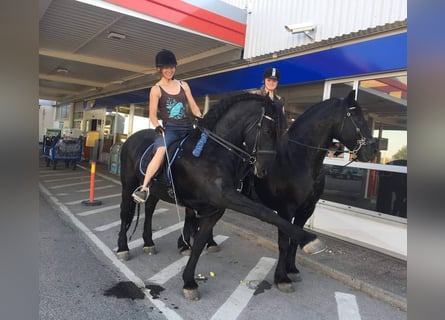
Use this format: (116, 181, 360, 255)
(40, 158, 406, 312)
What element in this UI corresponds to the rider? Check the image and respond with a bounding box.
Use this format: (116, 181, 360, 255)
(133, 49, 203, 203)
(254, 67, 285, 114)
(243, 67, 286, 200)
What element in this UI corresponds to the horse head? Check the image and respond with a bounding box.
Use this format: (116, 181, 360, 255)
(202, 93, 286, 178)
(249, 95, 287, 177)
(336, 90, 378, 162)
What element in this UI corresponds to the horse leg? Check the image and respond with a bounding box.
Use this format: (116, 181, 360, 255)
(205, 226, 219, 253)
(223, 191, 324, 254)
(274, 229, 295, 292)
(285, 203, 319, 282)
(178, 208, 196, 256)
(178, 208, 220, 255)
(117, 185, 137, 261)
(142, 195, 159, 255)
(182, 209, 224, 300)
(285, 240, 301, 282)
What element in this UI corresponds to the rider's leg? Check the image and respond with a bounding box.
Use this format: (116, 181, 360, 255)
(132, 146, 165, 203)
(142, 146, 166, 191)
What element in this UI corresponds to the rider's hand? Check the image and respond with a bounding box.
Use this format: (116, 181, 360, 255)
(194, 115, 203, 127)
(155, 125, 165, 135)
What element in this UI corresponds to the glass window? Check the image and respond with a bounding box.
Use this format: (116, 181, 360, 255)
(55, 103, 70, 121)
(358, 75, 407, 165)
(321, 74, 407, 219)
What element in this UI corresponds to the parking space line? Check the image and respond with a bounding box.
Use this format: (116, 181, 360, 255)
(114, 222, 183, 251)
(40, 172, 82, 178)
(39, 182, 184, 320)
(147, 235, 229, 285)
(49, 180, 103, 189)
(77, 204, 120, 217)
(335, 292, 361, 320)
(94, 214, 145, 232)
(210, 257, 276, 320)
(65, 193, 121, 205)
(43, 176, 89, 183)
(76, 185, 115, 192)
(94, 208, 169, 232)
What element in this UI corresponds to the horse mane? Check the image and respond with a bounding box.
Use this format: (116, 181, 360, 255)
(288, 97, 341, 133)
(198, 93, 262, 129)
(195, 92, 288, 148)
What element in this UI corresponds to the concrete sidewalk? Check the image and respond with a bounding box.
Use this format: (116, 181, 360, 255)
(69, 159, 407, 311)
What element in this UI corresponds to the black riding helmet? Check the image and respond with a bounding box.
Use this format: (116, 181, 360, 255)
(263, 67, 280, 81)
(155, 49, 177, 67)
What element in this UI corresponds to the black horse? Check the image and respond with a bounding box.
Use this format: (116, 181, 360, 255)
(252, 90, 378, 291)
(117, 93, 324, 300)
(181, 90, 378, 291)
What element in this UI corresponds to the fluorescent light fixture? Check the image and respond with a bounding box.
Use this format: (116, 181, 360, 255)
(56, 67, 69, 73)
(284, 22, 315, 34)
(107, 32, 126, 40)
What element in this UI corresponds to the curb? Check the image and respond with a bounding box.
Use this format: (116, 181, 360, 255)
(219, 220, 407, 312)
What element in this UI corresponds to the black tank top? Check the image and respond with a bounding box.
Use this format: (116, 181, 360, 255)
(157, 81, 192, 126)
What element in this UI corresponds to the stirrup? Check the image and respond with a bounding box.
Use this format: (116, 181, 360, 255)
(132, 186, 149, 204)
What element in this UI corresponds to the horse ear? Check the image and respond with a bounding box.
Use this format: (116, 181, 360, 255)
(347, 90, 356, 104)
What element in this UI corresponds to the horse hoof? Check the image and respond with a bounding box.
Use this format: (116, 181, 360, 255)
(180, 248, 192, 256)
(182, 288, 200, 300)
(277, 282, 295, 293)
(206, 245, 220, 253)
(302, 238, 327, 255)
(143, 246, 156, 255)
(287, 272, 302, 282)
(116, 251, 129, 261)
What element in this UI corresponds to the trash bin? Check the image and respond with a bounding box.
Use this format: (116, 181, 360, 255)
(109, 142, 123, 175)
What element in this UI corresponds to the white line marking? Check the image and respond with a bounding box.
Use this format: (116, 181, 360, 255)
(39, 182, 183, 320)
(77, 185, 115, 192)
(65, 193, 121, 205)
(77, 164, 122, 185)
(95, 215, 145, 232)
(335, 292, 362, 320)
(77, 204, 120, 217)
(210, 257, 277, 320)
(40, 172, 83, 178)
(147, 235, 229, 285)
(94, 208, 169, 232)
(43, 176, 89, 183)
(113, 222, 183, 251)
(49, 180, 104, 189)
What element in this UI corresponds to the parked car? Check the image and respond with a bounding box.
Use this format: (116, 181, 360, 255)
(329, 166, 363, 180)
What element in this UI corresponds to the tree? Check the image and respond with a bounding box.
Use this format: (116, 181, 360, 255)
(392, 145, 407, 161)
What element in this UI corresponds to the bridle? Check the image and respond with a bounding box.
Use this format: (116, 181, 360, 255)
(339, 105, 368, 159)
(195, 107, 277, 170)
(288, 103, 370, 161)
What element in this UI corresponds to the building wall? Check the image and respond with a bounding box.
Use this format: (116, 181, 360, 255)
(223, 0, 407, 59)
(39, 104, 57, 142)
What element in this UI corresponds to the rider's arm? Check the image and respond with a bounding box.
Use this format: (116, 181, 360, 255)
(149, 85, 162, 127)
(181, 81, 202, 118)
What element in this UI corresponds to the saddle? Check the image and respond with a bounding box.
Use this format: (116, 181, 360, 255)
(139, 135, 189, 199)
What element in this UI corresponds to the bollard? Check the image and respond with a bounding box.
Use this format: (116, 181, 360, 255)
(82, 139, 102, 206)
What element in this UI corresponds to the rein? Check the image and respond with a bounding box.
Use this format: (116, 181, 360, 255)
(288, 104, 368, 164)
(195, 108, 276, 165)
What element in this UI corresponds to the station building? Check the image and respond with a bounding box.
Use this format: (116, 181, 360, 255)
(40, 0, 407, 259)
